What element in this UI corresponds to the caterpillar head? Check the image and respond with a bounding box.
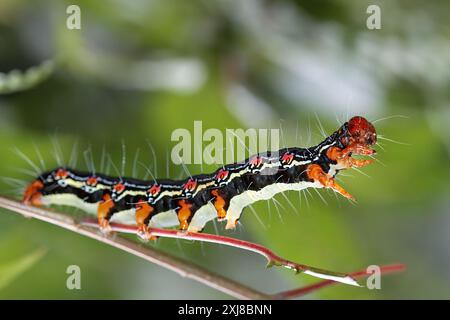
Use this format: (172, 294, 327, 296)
(344, 116, 377, 155)
(348, 116, 377, 146)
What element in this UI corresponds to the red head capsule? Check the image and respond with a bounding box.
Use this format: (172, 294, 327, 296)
(348, 116, 377, 147)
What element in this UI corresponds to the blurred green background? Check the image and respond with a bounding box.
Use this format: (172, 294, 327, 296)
(1, 0, 450, 299)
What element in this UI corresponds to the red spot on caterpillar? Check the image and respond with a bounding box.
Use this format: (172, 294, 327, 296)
(86, 176, 98, 186)
(55, 169, 68, 179)
(113, 183, 125, 194)
(248, 156, 264, 172)
(148, 184, 161, 196)
(183, 179, 197, 192)
(23, 180, 44, 206)
(249, 156, 262, 167)
(348, 116, 377, 147)
(177, 200, 193, 230)
(281, 152, 294, 165)
(215, 169, 229, 182)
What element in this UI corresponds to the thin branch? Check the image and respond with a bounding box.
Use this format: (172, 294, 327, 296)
(0, 196, 405, 299)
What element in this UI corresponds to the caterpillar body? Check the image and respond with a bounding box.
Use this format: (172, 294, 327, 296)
(23, 116, 377, 240)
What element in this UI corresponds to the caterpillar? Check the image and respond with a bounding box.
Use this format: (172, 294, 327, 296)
(22, 116, 377, 240)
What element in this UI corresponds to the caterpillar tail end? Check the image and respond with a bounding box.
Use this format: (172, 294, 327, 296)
(23, 180, 44, 206)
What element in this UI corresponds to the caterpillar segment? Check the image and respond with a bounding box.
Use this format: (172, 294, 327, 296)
(22, 116, 378, 238)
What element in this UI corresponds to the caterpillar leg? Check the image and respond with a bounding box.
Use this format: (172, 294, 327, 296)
(307, 164, 354, 200)
(177, 200, 193, 231)
(348, 158, 373, 168)
(97, 194, 115, 233)
(342, 143, 376, 157)
(211, 189, 227, 220)
(178, 200, 215, 233)
(327, 147, 373, 169)
(135, 201, 157, 241)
